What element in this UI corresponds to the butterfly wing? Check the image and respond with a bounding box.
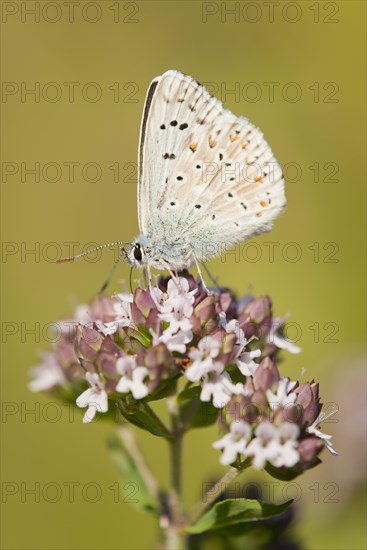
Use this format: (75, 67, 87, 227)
(138, 70, 285, 264)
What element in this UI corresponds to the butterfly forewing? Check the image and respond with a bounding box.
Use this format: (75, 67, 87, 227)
(138, 70, 285, 263)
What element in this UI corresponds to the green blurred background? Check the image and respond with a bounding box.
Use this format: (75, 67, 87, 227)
(1, 1, 366, 548)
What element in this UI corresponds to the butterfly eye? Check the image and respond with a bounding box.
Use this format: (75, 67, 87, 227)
(133, 243, 143, 262)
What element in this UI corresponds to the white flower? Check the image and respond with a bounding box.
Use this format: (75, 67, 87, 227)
(272, 334, 302, 354)
(185, 336, 221, 381)
(76, 372, 108, 423)
(266, 378, 297, 411)
(152, 278, 196, 353)
(218, 311, 228, 328)
(213, 420, 252, 465)
(307, 411, 338, 456)
(158, 317, 193, 353)
(115, 292, 133, 309)
(225, 319, 247, 357)
(149, 323, 193, 354)
(246, 421, 300, 470)
(230, 381, 254, 397)
(267, 317, 302, 354)
(236, 348, 262, 376)
(96, 294, 134, 335)
(95, 319, 131, 336)
(225, 319, 261, 376)
(153, 277, 197, 317)
(28, 353, 66, 392)
(245, 422, 278, 469)
(200, 367, 236, 408)
(115, 355, 149, 400)
(270, 423, 301, 468)
(74, 304, 90, 325)
(114, 293, 134, 320)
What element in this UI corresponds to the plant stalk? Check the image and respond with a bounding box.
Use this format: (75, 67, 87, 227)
(184, 466, 246, 528)
(166, 397, 185, 549)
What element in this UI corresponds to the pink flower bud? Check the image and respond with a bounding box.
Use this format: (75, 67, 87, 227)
(254, 357, 280, 391)
(294, 382, 321, 425)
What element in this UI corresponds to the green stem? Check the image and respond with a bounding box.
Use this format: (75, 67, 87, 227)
(184, 466, 246, 529)
(166, 397, 185, 549)
(142, 401, 173, 439)
(117, 426, 159, 499)
(117, 399, 173, 440)
(170, 423, 182, 523)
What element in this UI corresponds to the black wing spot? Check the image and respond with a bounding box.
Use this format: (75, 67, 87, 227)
(219, 153, 223, 161)
(212, 214, 216, 220)
(177, 176, 183, 181)
(228, 192, 233, 198)
(234, 222, 239, 227)
(240, 202, 247, 210)
(170, 120, 178, 126)
(196, 164, 201, 169)
(160, 124, 166, 129)
(163, 153, 176, 160)
(179, 123, 188, 130)
(170, 202, 176, 206)
(195, 204, 201, 209)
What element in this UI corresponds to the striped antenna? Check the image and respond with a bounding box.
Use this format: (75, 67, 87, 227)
(56, 242, 131, 263)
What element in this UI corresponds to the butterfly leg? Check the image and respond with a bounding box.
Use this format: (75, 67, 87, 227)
(146, 264, 161, 308)
(192, 251, 213, 296)
(158, 259, 180, 285)
(98, 248, 125, 294)
(143, 266, 149, 287)
(201, 262, 220, 290)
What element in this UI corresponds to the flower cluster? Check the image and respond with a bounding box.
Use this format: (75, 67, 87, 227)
(29, 272, 336, 476)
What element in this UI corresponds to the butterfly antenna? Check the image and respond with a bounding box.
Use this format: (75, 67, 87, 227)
(56, 241, 130, 263)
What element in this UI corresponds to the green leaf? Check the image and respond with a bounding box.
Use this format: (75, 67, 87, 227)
(117, 400, 172, 439)
(184, 498, 293, 534)
(180, 397, 219, 430)
(178, 386, 219, 430)
(127, 325, 152, 347)
(265, 458, 321, 481)
(177, 386, 219, 430)
(177, 385, 201, 402)
(146, 376, 178, 402)
(108, 434, 161, 515)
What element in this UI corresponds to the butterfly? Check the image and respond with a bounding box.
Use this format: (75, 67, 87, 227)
(59, 70, 285, 292)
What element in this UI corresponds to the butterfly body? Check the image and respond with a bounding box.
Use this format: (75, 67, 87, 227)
(128, 233, 193, 271)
